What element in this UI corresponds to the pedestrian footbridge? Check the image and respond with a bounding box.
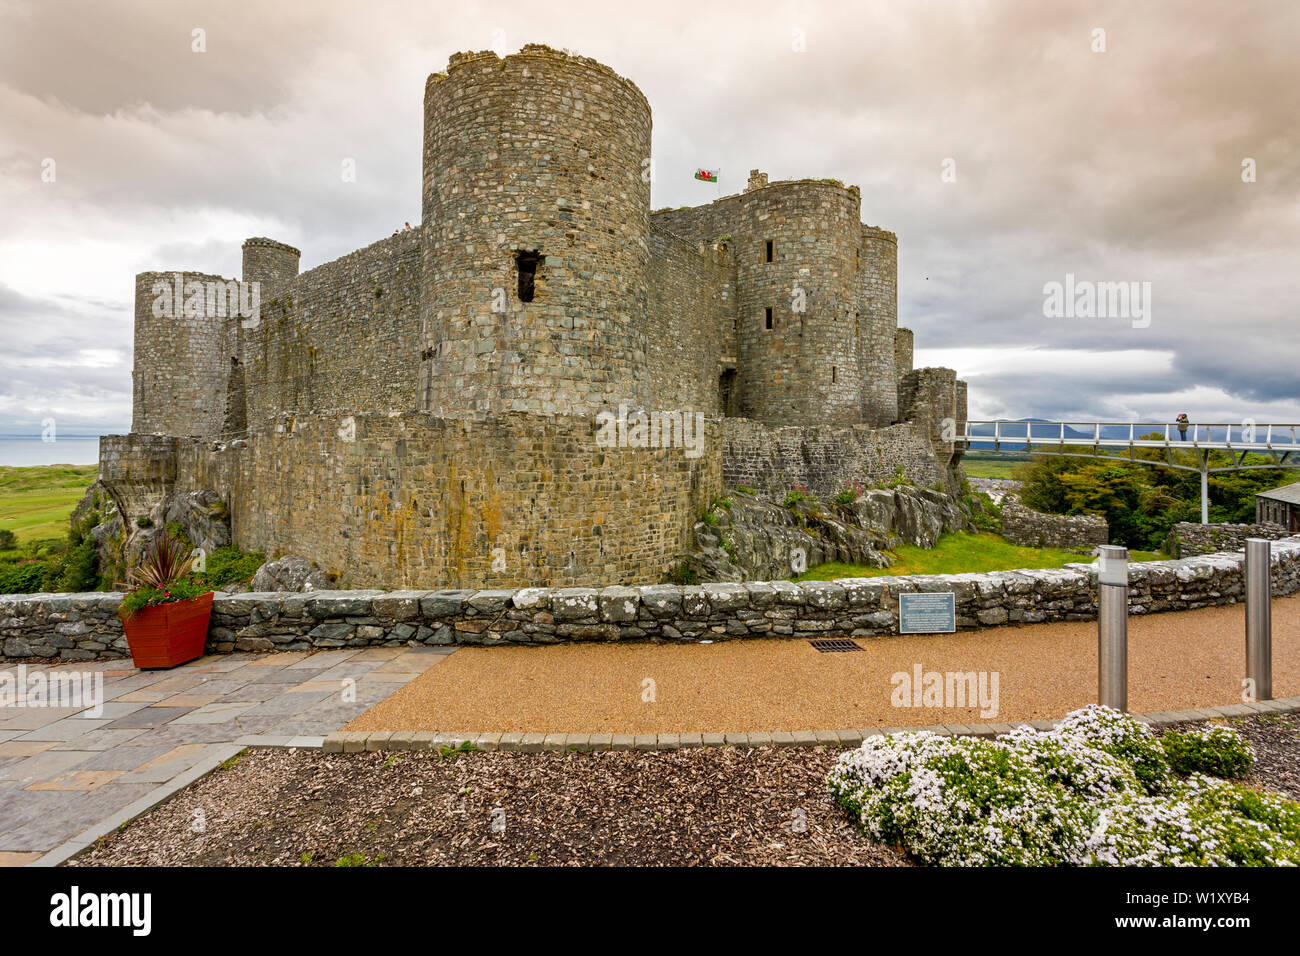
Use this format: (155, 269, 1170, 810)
(960, 420, 1300, 523)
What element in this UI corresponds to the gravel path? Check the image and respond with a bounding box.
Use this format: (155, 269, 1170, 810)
(344, 597, 1300, 734)
(75, 745, 906, 867)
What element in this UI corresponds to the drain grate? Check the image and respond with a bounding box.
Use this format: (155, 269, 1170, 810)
(809, 639, 863, 653)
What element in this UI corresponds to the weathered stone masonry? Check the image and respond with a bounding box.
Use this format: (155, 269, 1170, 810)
(114, 45, 969, 589)
(7, 539, 1299, 661)
(1166, 520, 1292, 558)
(1001, 502, 1109, 551)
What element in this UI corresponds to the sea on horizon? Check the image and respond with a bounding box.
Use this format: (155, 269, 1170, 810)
(0, 436, 103, 467)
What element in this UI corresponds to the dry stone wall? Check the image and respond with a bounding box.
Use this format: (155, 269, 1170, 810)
(7, 538, 1299, 660)
(1166, 521, 1292, 558)
(1001, 502, 1109, 551)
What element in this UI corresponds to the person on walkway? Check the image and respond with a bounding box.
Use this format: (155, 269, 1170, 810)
(1176, 412, 1190, 440)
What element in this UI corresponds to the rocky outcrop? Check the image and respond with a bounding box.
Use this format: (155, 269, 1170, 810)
(845, 487, 968, 549)
(683, 486, 969, 582)
(163, 490, 231, 554)
(72, 482, 233, 589)
(251, 554, 330, 593)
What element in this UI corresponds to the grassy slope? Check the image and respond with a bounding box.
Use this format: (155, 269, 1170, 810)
(795, 531, 1165, 581)
(0, 464, 98, 546)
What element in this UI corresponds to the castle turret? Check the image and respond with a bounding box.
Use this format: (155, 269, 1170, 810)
(858, 225, 898, 426)
(735, 178, 863, 425)
(131, 270, 238, 437)
(894, 326, 914, 417)
(418, 46, 653, 418)
(241, 237, 300, 302)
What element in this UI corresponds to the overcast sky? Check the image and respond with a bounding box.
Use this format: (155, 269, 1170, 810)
(1, 0, 1297, 436)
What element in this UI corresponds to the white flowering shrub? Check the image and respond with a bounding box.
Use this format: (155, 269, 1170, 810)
(1085, 774, 1300, 866)
(828, 706, 1300, 867)
(1053, 705, 1169, 793)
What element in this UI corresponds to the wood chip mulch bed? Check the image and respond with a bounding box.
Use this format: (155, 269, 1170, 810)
(1200, 712, 1300, 801)
(72, 714, 1300, 867)
(74, 744, 908, 867)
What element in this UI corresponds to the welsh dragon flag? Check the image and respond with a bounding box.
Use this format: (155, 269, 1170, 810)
(694, 168, 718, 182)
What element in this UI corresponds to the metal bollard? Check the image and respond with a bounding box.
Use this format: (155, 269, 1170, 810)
(1245, 537, 1273, 701)
(1097, 544, 1129, 711)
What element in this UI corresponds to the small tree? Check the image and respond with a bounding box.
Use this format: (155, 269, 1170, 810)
(0, 529, 16, 551)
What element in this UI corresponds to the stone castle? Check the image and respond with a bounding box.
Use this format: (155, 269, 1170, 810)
(102, 45, 967, 589)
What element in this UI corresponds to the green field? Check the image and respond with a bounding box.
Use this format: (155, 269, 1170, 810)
(0, 464, 99, 546)
(795, 531, 1165, 581)
(961, 452, 1031, 480)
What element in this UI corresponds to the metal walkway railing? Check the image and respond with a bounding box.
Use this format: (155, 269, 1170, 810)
(959, 421, 1300, 523)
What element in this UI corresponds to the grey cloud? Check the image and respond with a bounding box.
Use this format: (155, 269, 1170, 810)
(0, 0, 1295, 434)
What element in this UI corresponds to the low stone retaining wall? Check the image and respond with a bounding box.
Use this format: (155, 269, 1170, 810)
(1000, 502, 1108, 551)
(1165, 521, 1291, 558)
(5, 537, 1299, 660)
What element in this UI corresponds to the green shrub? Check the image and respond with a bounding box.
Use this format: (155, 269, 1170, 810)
(0, 540, 99, 594)
(0, 560, 46, 594)
(0, 528, 18, 551)
(47, 541, 99, 593)
(1161, 726, 1254, 779)
(888, 465, 912, 489)
(961, 490, 1002, 533)
(733, 485, 757, 496)
(196, 546, 265, 590)
(669, 561, 696, 586)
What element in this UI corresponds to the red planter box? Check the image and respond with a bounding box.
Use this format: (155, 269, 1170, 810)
(120, 591, 214, 669)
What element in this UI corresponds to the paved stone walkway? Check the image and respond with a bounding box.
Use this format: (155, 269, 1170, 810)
(0, 646, 450, 864)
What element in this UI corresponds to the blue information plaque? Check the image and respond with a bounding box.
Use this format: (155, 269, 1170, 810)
(898, 591, 956, 634)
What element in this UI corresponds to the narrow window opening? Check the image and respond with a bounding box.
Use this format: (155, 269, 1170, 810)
(515, 249, 544, 303)
(765, 240, 774, 263)
(764, 307, 773, 330)
(832, 366, 838, 383)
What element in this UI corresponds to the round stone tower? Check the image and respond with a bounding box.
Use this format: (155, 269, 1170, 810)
(419, 46, 653, 419)
(131, 271, 236, 438)
(735, 180, 863, 425)
(241, 237, 300, 302)
(858, 225, 899, 426)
